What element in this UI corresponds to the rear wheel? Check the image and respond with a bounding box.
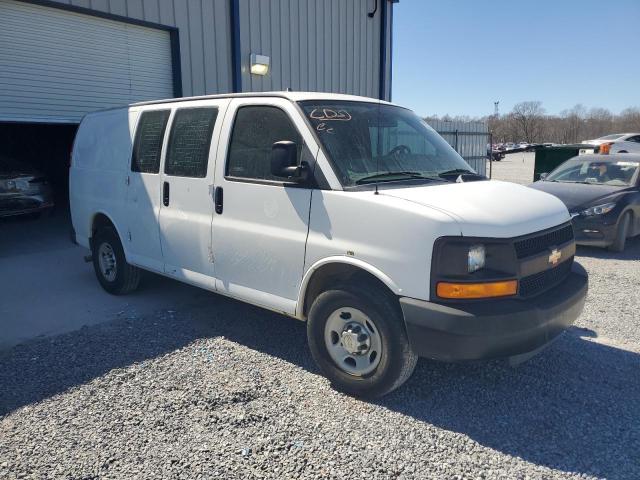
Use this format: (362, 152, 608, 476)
(609, 212, 631, 252)
(307, 287, 418, 398)
(91, 227, 141, 294)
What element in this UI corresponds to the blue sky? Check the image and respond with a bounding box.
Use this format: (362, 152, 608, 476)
(391, 0, 640, 118)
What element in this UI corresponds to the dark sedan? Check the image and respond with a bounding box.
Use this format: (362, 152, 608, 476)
(530, 153, 640, 252)
(0, 156, 54, 219)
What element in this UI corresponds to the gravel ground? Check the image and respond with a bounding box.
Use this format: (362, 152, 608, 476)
(1, 296, 639, 480)
(1, 154, 639, 479)
(488, 152, 536, 185)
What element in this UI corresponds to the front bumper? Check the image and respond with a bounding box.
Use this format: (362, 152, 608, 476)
(400, 262, 588, 361)
(571, 215, 617, 247)
(0, 193, 54, 218)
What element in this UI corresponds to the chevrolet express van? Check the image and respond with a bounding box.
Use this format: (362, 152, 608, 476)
(70, 92, 588, 397)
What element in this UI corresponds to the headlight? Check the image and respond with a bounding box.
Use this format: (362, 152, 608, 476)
(468, 244, 486, 273)
(1, 179, 27, 192)
(580, 202, 616, 216)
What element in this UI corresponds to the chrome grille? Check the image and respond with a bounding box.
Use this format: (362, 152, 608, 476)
(514, 224, 574, 259)
(519, 257, 574, 297)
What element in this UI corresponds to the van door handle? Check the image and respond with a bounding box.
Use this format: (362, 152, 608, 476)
(163, 181, 170, 206)
(214, 186, 223, 214)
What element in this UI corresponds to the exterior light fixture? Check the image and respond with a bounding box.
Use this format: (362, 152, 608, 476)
(250, 53, 270, 75)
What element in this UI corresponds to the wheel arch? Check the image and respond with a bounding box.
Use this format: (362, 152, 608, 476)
(621, 207, 637, 235)
(297, 257, 401, 320)
(89, 211, 130, 260)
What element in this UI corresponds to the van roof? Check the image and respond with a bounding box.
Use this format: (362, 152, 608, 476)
(131, 91, 396, 108)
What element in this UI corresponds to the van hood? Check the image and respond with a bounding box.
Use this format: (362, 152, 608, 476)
(380, 180, 570, 238)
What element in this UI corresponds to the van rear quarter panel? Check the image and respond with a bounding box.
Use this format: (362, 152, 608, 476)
(304, 190, 462, 302)
(70, 108, 139, 248)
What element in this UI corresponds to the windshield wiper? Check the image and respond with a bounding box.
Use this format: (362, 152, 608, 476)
(355, 171, 440, 185)
(438, 168, 475, 176)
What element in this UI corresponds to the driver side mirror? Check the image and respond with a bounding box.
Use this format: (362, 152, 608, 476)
(539, 172, 548, 180)
(270, 141, 307, 182)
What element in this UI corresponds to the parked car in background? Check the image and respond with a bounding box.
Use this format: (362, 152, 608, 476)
(489, 144, 505, 161)
(582, 133, 640, 154)
(530, 154, 640, 251)
(0, 156, 54, 218)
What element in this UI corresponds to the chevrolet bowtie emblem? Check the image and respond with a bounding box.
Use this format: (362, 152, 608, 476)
(548, 248, 562, 265)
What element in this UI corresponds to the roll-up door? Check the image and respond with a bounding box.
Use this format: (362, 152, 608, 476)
(0, 0, 175, 123)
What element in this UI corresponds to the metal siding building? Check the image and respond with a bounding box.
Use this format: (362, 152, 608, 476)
(0, 0, 394, 124)
(238, 0, 389, 99)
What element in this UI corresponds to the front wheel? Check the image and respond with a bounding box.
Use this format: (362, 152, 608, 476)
(307, 287, 418, 398)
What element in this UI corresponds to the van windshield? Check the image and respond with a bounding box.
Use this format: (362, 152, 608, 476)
(299, 101, 472, 187)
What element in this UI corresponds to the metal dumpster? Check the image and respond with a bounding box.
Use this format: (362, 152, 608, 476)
(533, 144, 596, 181)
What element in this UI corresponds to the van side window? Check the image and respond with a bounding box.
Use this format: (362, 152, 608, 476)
(131, 110, 170, 173)
(227, 106, 302, 181)
(165, 107, 218, 178)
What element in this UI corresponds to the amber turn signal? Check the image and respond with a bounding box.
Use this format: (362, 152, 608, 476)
(437, 280, 518, 299)
(599, 142, 613, 154)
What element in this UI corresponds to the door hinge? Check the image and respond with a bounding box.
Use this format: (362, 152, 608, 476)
(208, 247, 214, 263)
(125, 175, 130, 186)
(127, 230, 132, 242)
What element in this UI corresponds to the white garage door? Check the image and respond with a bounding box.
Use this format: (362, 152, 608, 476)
(0, 0, 175, 123)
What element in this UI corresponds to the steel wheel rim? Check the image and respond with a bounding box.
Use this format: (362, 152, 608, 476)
(98, 242, 117, 282)
(324, 307, 382, 377)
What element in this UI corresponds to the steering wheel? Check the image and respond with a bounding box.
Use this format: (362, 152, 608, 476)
(388, 145, 412, 158)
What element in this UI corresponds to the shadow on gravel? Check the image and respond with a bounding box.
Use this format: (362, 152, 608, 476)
(184, 297, 640, 479)
(380, 333, 640, 480)
(1, 289, 638, 479)
(576, 235, 640, 260)
(0, 308, 206, 417)
(0, 292, 309, 418)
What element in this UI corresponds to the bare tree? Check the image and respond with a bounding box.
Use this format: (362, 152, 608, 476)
(618, 107, 640, 132)
(584, 108, 614, 140)
(511, 101, 546, 142)
(558, 104, 586, 144)
(425, 102, 640, 144)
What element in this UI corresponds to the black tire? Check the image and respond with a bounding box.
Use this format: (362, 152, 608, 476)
(307, 286, 418, 398)
(609, 212, 631, 253)
(91, 227, 141, 295)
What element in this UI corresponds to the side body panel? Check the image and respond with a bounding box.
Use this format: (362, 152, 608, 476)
(124, 106, 167, 272)
(612, 139, 640, 154)
(211, 97, 320, 314)
(70, 108, 136, 249)
(158, 99, 231, 286)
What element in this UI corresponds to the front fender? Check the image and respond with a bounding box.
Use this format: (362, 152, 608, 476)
(295, 256, 401, 319)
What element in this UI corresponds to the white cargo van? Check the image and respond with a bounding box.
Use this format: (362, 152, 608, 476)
(70, 92, 588, 397)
